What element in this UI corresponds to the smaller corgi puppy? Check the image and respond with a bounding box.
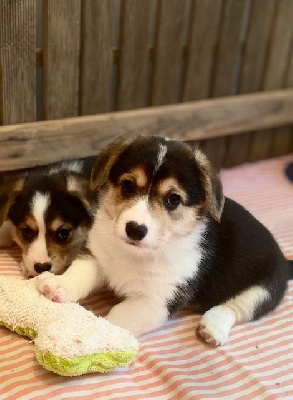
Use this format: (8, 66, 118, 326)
(0, 159, 95, 278)
(36, 136, 292, 346)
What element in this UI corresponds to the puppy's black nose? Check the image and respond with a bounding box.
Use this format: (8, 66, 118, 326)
(126, 221, 148, 241)
(34, 262, 52, 274)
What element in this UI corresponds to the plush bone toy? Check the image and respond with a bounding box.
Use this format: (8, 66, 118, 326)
(0, 276, 139, 376)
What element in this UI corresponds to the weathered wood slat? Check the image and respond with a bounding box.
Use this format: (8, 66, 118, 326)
(268, 0, 293, 158)
(151, 0, 186, 106)
(205, 0, 247, 169)
(116, 0, 152, 110)
(182, 0, 222, 159)
(211, 0, 247, 97)
(0, 0, 36, 125)
(249, 0, 293, 161)
(225, 0, 275, 167)
(43, 0, 81, 120)
(183, 0, 222, 102)
(80, 0, 114, 115)
(286, 46, 293, 151)
(0, 90, 293, 171)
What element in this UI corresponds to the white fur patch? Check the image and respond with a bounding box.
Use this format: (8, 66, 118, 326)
(198, 286, 270, 346)
(23, 192, 51, 275)
(66, 175, 79, 192)
(48, 161, 83, 175)
(154, 144, 167, 174)
(87, 208, 206, 336)
(115, 198, 160, 250)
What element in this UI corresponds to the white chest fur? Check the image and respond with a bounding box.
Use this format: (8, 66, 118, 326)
(88, 209, 206, 304)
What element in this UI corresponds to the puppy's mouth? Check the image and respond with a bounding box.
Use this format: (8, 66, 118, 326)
(122, 238, 158, 251)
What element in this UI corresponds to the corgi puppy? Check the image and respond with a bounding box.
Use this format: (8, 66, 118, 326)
(36, 136, 292, 346)
(0, 159, 95, 278)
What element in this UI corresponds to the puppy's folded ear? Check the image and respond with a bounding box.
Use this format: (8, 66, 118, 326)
(90, 134, 137, 191)
(194, 149, 224, 222)
(0, 172, 26, 226)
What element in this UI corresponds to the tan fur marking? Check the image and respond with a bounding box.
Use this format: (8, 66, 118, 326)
(157, 178, 188, 203)
(19, 215, 38, 231)
(67, 176, 80, 192)
(90, 135, 137, 191)
(0, 175, 26, 225)
(102, 183, 134, 220)
(119, 167, 148, 188)
(10, 225, 29, 252)
(47, 226, 89, 274)
(11, 215, 39, 252)
(49, 218, 73, 232)
(194, 149, 224, 221)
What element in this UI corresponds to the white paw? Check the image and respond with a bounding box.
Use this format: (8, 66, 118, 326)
(197, 320, 229, 347)
(197, 306, 236, 347)
(36, 272, 73, 303)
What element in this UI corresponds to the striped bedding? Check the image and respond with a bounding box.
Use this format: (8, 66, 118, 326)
(1, 155, 293, 400)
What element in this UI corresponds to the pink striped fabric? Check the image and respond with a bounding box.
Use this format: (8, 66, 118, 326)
(1, 155, 293, 400)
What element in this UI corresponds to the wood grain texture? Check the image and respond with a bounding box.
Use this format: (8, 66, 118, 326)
(183, 0, 222, 101)
(182, 0, 222, 163)
(249, 0, 293, 161)
(0, 0, 36, 125)
(80, 0, 114, 115)
(286, 46, 293, 151)
(116, 0, 152, 111)
(0, 89, 293, 171)
(43, 0, 81, 120)
(268, 0, 293, 158)
(206, 0, 247, 169)
(225, 0, 275, 167)
(151, 0, 186, 106)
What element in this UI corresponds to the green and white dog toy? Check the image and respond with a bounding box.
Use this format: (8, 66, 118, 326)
(0, 275, 139, 376)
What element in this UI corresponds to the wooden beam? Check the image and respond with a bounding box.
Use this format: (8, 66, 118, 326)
(0, 90, 293, 171)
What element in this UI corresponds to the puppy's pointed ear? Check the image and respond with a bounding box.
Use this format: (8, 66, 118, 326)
(194, 149, 224, 222)
(90, 135, 136, 191)
(0, 172, 26, 225)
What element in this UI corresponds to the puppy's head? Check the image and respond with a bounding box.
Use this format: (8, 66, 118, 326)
(1, 170, 92, 277)
(91, 135, 224, 253)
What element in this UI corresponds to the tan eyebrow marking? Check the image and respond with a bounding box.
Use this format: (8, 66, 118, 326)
(19, 215, 38, 231)
(49, 218, 73, 232)
(157, 178, 187, 203)
(119, 167, 148, 188)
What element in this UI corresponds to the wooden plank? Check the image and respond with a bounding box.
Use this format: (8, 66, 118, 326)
(43, 0, 81, 120)
(80, 0, 114, 115)
(249, 0, 293, 162)
(182, 0, 222, 165)
(286, 47, 293, 152)
(262, 1, 293, 91)
(151, 0, 186, 106)
(116, 0, 152, 111)
(205, 0, 247, 169)
(183, 0, 222, 101)
(269, 0, 293, 158)
(225, 0, 275, 167)
(0, 0, 36, 125)
(270, 125, 292, 157)
(0, 89, 293, 171)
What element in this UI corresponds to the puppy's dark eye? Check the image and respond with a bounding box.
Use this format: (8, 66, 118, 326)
(56, 228, 71, 243)
(21, 226, 37, 242)
(164, 193, 181, 210)
(121, 179, 136, 197)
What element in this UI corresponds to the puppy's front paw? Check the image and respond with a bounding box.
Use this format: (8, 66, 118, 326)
(197, 306, 235, 347)
(36, 272, 73, 303)
(197, 321, 228, 347)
